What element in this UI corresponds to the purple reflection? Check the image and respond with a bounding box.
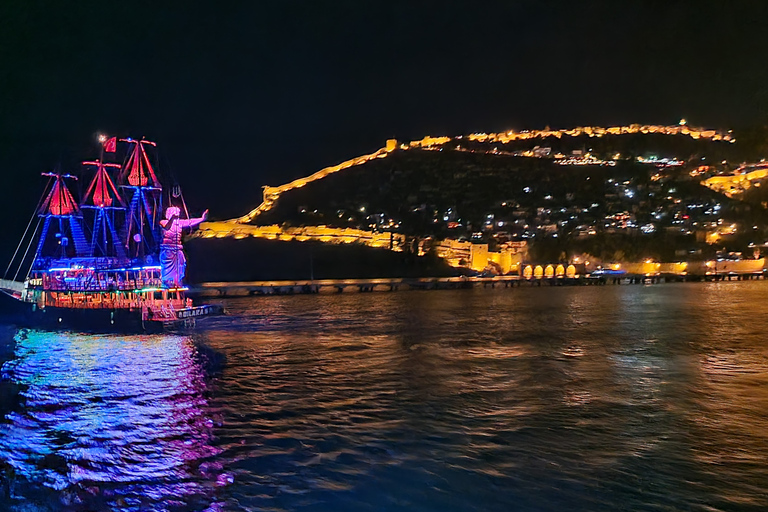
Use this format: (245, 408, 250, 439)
(0, 329, 224, 510)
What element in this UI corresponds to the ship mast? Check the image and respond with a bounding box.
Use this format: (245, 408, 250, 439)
(119, 138, 163, 261)
(33, 172, 87, 266)
(81, 153, 126, 261)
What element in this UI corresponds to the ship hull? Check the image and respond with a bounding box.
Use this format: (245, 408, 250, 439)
(0, 292, 221, 333)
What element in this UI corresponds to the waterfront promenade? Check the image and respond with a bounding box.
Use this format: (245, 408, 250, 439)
(191, 270, 766, 296)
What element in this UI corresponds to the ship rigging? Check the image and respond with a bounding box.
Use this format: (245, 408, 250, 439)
(0, 134, 221, 332)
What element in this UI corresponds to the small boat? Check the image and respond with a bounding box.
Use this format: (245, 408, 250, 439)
(0, 135, 223, 332)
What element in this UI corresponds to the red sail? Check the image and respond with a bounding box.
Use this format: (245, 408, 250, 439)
(121, 139, 160, 188)
(128, 151, 147, 186)
(82, 160, 123, 207)
(41, 176, 79, 216)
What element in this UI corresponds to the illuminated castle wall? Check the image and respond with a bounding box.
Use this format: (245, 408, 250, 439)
(434, 239, 527, 273)
(199, 223, 405, 249)
(467, 123, 733, 144)
(702, 164, 768, 197)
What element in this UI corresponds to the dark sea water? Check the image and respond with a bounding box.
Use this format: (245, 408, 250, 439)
(1, 282, 767, 511)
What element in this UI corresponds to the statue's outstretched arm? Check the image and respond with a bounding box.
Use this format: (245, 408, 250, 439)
(179, 209, 209, 229)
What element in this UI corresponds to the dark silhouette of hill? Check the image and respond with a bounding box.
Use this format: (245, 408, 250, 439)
(186, 238, 461, 283)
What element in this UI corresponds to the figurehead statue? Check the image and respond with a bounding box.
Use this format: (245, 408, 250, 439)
(159, 206, 208, 287)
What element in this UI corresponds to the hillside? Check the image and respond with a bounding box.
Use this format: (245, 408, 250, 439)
(193, 124, 768, 276)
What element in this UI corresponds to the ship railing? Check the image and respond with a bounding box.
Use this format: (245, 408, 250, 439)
(51, 300, 142, 310)
(143, 301, 178, 322)
(33, 257, 128, 272)
(46, 293, 145, 310)
(45, 292, 181, 312)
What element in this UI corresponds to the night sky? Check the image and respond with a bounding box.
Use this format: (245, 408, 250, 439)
(2, 0, 768, 251)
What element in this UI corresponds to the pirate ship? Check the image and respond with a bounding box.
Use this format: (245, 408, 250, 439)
(0, 135, 222, 332)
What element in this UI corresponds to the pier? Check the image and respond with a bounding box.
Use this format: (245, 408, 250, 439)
(190, 270, 767, 297)
(192, 276, 508, 296)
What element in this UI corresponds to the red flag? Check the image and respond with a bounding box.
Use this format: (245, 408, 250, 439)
(103, 136, 117, 153)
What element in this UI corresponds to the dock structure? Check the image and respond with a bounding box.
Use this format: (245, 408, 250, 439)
(190, 270, 767, 297)
(191, 276, 512, 296)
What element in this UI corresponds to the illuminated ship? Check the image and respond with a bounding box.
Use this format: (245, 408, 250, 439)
(0, 135, 222, 332)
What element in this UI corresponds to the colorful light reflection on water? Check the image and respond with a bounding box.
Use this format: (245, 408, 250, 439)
(0, 329, 224, 511)
(1, 282, 768, 511)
